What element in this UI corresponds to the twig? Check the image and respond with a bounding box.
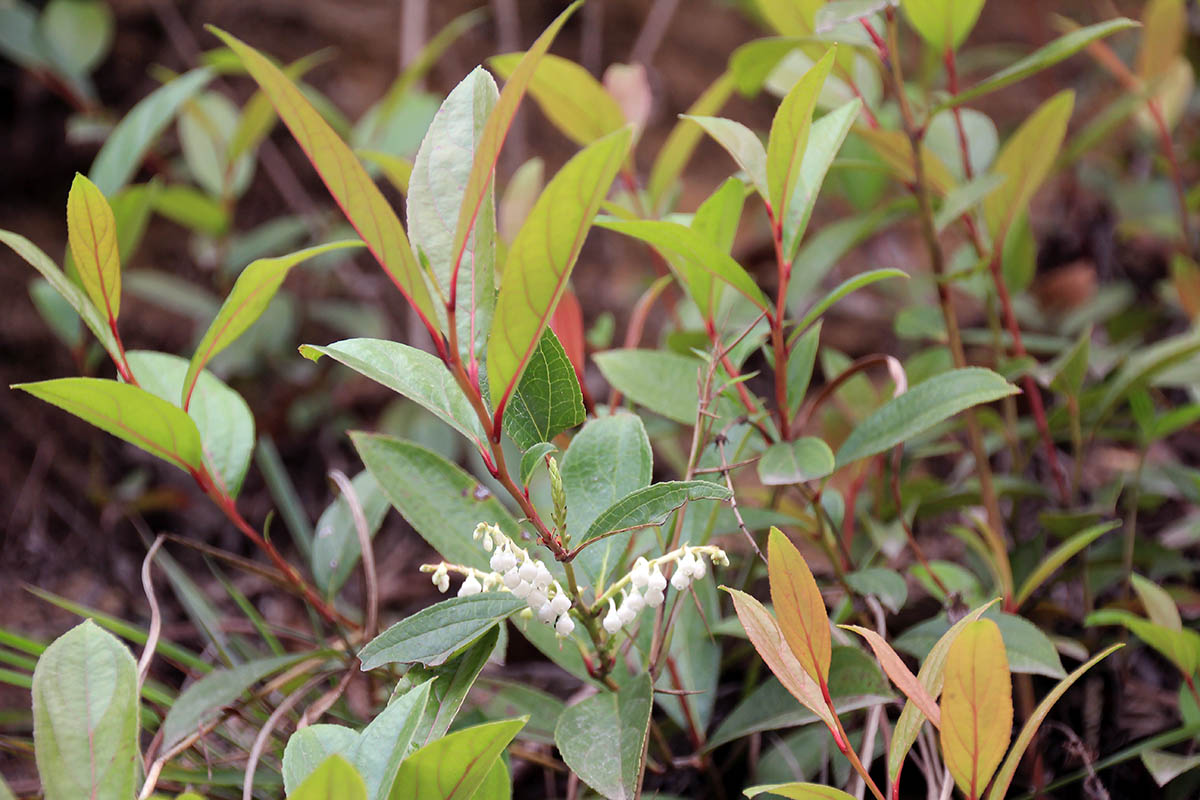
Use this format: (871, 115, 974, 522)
(136, 535, 167, 694)
(329, 469, 378, 640)
(630, 0, 681, 65)
(242, 674, 327, 800)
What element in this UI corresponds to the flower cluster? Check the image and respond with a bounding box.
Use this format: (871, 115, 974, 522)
(601, 545, 728, 635)
(421, 522, 576, 637)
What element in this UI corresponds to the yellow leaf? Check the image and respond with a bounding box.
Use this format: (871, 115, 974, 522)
(67, 173, 121, 323)
(1137, 0, 1186, 82)
(488, 52, 625, 146)
(768, 527, 831, 686)
(841, 624, 940, 729)
(767, 48, 835, 219)
(940, 619, 1012, 800)
(208, 27, 438, 331)
(856, 126, 956, 196)
(983, 90, 1074, 248)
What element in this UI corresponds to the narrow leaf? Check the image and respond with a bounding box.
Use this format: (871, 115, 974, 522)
(66, 173, 122, 324)
(683, 115, 769, 197)
(488, 52, 625, 145)
(780, 97, 860, 260)
(768, 527, 832, 685)
(841, 625, 940, 728)
(488, 127, 633, 416)
(209, 28, 438, 328)
(1014, 520, 1119, 608)
(794, 268, 907, 334)
(940, 619, 1012, 799)
(388, 718, 525, 800)
(745, 784, 855, 799)
(358, 593, 524, 670)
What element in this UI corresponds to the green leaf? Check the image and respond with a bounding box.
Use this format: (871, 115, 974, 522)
(794, 268, 907, 333)
(126, 350, 255, 496)
(0, 229, 120, 362)
(834, 367, 1019, 466)
(683, 115, 768, 197)
(0, 774, 14, 800)
(152, 184, 229, 236)
(488, 52, 625, 145)
(744, 784, 855, 799)
(186, 240, 363, 407)
(658, 579, 722, 732)
(67, 172, 122, 323)
(32, 620, 139, 800)
(934, 19, 1140, 112)
(14, 378, 204, 475)
(593, 349, 703, 424)
(479, 682, 565, 745)
(1140, 748, 1200, 788)
(354, 680, 432, 800)
(110, 181, 160, 265)
(358, 594, 525, 670)
(555, 673, 652, 800)
(303, 340, 486, 446)
(985, 645, 1123, 800)
(934, 173, 1005, 233)
(412, 628, 501, 747)
(160, 652, 311, 752)
(1131, 574, 1183, 630)
(502, 328, 586, 450)
(983, 90, 1074, 246)
(577, 481, 732, 589)
(1087, 610, 1200, 677)
(312, 470, 391, 598)
(844, 567, 907, 614)
(686, 176, 747, 318)
(758, 437, 835, 485)
(786, 321, 822, 418)
(209, 28, 437, 328)
(388, 718, 526, 800)
(519, 443, 557, 485)
(41, 0, 113, 75)
(289, 755, 367, 800)
(766, 48, 835, 231)
(488, 127, 633, 416)
(89, 68, 214, 195)
(1014, 520, 1119, 608)
(780, 97, 861, 260)
(472, 759, 511, 800)
(647, 72, 736, 207)
(283, 726, 359, 795)
(596, 218, 770, 312)
(407, 67, 499, 357)
(179, 92, 254, 199)
(351, 433, 520, 570)
(359, 150, 413, 194)
(900, 0, 984, 52)
(1092, 329, 1200, 428)
(561, 413, 652, 552)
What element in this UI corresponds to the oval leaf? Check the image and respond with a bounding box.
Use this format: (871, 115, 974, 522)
(768, 527, 832, 685)
(592, 349, 703, 424)
(901, 0, 985, 52)
(758, 437, 835, 485)
(290, 755, 367, 800)
(501, 327, 586, 450)
(388, 718, 525, 800)
(358, 593, 525, 670)
(555, 674, 652, 800)
(66, 172, 121, 324)
(940, 618, 1012, 799)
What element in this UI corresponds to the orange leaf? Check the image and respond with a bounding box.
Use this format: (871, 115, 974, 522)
(940, 619, 1012, 800)
(841, 625, 940, 729)
(768, 527, 831, 686)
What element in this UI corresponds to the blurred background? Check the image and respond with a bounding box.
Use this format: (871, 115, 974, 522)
(0, 0, 1194, 790)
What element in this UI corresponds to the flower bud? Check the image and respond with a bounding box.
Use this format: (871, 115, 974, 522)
(644, 585, 665, 608)
(550, 592, 571, 616)
(511, 580, 532, 600)
(458, 573, 482, 596)
(678, 551, 698, 578)
(537, 601, 557, 624)
(617, 599, 637, 626)
(631, 557, 651, 588)
(624, 587, 645, 614)
(533, 562, 552, 590)
(670, 567, 690, 591)
(691, 556, 707, 580)
(647, 565, 667, 593)
(502, 568, 521, 590)
(518, 559, 538, 584)
(555, 614, 575, 637)
(603, 599, 621, 634)
(527, 588, 548, 610)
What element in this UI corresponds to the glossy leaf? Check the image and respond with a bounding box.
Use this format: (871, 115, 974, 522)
(388, 718, 525, 800)
(209, 28, 437, 328)
(935, 19, 1139, 112)
(32, 620, 139, 800)
(14, 378, 204, 475)
(578, 481, 732, 589)
(555, 674, 652, 800)
(488, 127, 632, 416)
(407, 67, 498, 356)
(561, 414, 652, 547)
(1014, 520, 1119, 608)
(354, 680, 432, 800)
(983, 90, 1074, 246)
(161, 652, 311, 751)
(519, 443, 557, 485)
(900, 0, 984, 52)
(66, 172, 121, 323)
(768, 527, 832, 685)
(186, 240, 362, 407)
(723, 587, 836, 730)
(758, 437, 835, 485)
(646, 72, 736, 207)
(412, 628, 500, 748)
(940, 619, 1012, 800)
(358, 593, 524, 670)
(502, 328, 586, 450)
(488, 52, 625, 145)
(290, 755, 367, 800)
(841, 625, 940, 728)
(283, 726, 359, 795)
(302, 339, 486, 446)
(596, 218, 770, 311)
(766, 48, 835, 231)
(780, 97, 861, 260)
(985, 644, 1123, 800)
(835, 367, 1018, 466)
(593, 349, 703, 424)
(744, 784, 855, 799)
(351, 433, 521, 570)
(127, 350, 255, 496)
(1, 229, 120, 362)
(312, 470, 391, 598)
(89, 68, 213, 195)
(683, 115, 768, 197)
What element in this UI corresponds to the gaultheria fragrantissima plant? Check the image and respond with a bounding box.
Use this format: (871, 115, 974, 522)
(5, 0, 1200, 797)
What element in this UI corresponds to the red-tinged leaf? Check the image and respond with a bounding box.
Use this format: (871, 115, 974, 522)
(207, 27, 438, 331)
(184, 241, 363, 409)
(722, 587, 835, 731)
(841, 625, 941, 729)
(940, 619, 1012, 800)
(745, 784, 855, 800)
(487, 127, 633, 417)
(13, 378, 204, 475)
(766, 48, 835, 221)
(767, 527, 832, 686)
(66, 173, 121, 323)
(985, 644, 1122, 800)
(550, 287, 587, 382)
(451, 1, 582, 299)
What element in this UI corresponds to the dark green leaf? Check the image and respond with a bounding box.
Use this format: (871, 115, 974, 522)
(555, 674, 652, 800)
(758, 437, 835, 485)
(593, 349, 703, 424)
(503, 328, 585, 450)
(358, 594, 524, 670)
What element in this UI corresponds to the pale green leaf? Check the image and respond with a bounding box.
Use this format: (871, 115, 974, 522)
(744, 783, 855, 799)
(312, 470, 391, 598)
(283, 726, 359, 795)
(780, 96, 860, 260)
(358, 594, 524, 670)
(67, 172, 121, 322)
(683, 115, 768, 197)
(388, 718, 525, 800)
(555, 674, 652, 800)
(289, 755, 366, 800)
(561, 414, 652, 548)
(488, 52, 625, 145)
(794, 268, 907, 333)
(766, 48, 835, 226)
(758, 437, 835, 485)
(900, 0, 984, 52)
(593, 349, 703, 424)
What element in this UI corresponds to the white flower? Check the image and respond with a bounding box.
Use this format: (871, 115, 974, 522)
(555, 614, 575, 637)
(550, 592, 571, 616)
(670, 567, 690, 592)
(631, 557, 651, 589)
(691, 556, 707, 580)
(644, 585, 665, 608)
(518, 560, 538, 584)
(603, 599, 621, 634)
(647, 565, 667, 593)
(432, 565, 450, 593)
(537, 601, 557, 624)
(678, 551, 698, 578)
(527, 588, 548, 610)
(511, 580, 532, 600)
(458, 573, 482, 596)
(617, 597, 637, 626)
(624, 587, 645, 614)
(533, 562, 552, 590)
(502, 568, 521, 590)
(490, 545, 516, 574)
